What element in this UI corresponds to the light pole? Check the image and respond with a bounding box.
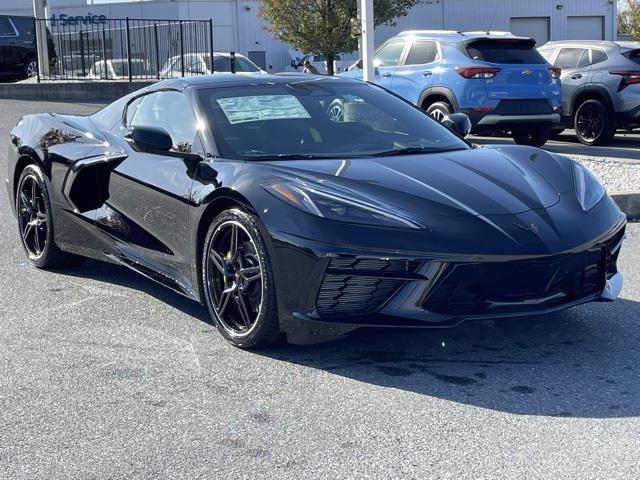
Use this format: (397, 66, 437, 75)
(360, 0, 374, 82)
(32, 0, 50, 78)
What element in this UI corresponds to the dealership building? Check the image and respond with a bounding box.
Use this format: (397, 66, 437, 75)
(2, 0, 619, 73)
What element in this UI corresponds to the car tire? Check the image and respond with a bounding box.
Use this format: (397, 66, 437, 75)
(573, 99, 616, 146)
(512, 126, 551, 148)
(327, 98, 345, 122)
(201, 209, 281, 349)
(24, 58, 38, 79)
(16, 164, 75, 269)
(425, 101, 452, 123)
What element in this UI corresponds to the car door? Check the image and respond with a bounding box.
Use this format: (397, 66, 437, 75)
(95, 90, 201, 295)
(0, 17, 19, 76)
(372, 40, 408, 91)
(553, 47, 591, 114)
(389, 40, 439, 105)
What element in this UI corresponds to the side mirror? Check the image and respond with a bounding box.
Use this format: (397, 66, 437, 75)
(127, 126, 173, 152)
(442, 113, 472, 137)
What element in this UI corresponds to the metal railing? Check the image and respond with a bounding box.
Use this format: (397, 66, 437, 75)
(33, 18, 240, 82)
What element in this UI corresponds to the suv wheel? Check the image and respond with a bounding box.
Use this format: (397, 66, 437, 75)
(574, 99, 616, 146)
(512, 126, 551, 148)
(24, 59, 38, 78)
(425, 102, 452, 122)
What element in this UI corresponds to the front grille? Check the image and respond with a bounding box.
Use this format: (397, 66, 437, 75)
(316, 275, 405, 317)
(315, 257, 420, 317)
(328, 257, 421, 272)
(423, 247, 608, 316)
(494, 99, 552, 115)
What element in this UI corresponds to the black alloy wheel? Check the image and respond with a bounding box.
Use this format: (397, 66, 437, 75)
(574, 99, 616, 146)
(202, 209, 280, 348)
(17, 172, 48, 259)
(16, 164, 72, 268)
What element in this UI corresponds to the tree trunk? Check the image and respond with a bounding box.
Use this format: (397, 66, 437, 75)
(326, 53, 335, 76)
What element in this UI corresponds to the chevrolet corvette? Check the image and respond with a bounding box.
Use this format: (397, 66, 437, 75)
(6, 74, 626, 348)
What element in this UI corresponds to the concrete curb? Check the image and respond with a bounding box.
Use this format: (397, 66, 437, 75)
(0, 81, 156, 102)
(611, 191, 640, 221)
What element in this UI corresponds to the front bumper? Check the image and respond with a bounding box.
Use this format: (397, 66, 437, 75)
(271, 215, 626, 337)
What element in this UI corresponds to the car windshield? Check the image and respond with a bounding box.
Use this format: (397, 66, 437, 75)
(198, 81, 468, 160)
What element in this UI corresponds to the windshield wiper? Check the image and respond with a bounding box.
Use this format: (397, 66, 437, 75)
(245, 153, 341, 161)
(371, 146, 464, 157)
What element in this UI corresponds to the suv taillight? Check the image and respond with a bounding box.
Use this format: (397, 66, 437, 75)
(455, 66, 500, 79)
(548, 67, 561, 79)
(610, 70, 640, 91)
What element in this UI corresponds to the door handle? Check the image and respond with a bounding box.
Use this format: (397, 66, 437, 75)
(382, 72, 392, 78)
(422, 71, 433, 77)
(571, 74, 583, 80)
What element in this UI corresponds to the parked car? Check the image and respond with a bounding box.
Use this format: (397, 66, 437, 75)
(161, 52, 264, 78)
(57, 53, 102, 78)
(538, 40, 640, 145)
(6, 74, 625, 348)
(0, 15, 56, 80)
(87, 59, 150, 79)
(289, 53, 350, 74)
(341, 30, 562, 146)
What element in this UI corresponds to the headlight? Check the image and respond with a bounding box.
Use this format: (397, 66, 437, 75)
(573, 162, 605, 211)
(262, 180, 424, 229)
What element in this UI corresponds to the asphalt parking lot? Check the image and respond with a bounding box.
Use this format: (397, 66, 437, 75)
(1, 99, 640, 479)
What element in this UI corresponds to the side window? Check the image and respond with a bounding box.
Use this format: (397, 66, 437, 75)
(538, 47, 555, 63)
(591, 49, 608, 65)
(374, 42, 406, 67)
(187, 56, 205, 74)
(577, 50, 590, 69)
(125, 96, 143, 126)
(404, 40, 438, 65)
(235, 57, 259, 72)
(554, 48, 587, 69)
(130, 91, 198, 153)
(0, 18, 17, 36)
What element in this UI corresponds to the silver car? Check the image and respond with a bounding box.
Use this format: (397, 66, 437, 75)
(539, 41, 640, 145)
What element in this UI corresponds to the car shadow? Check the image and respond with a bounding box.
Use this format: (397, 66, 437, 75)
(474, 133, 640, 162)
(56, 259, 639, 419)
(258, 298, 640, 419)
(58, 259, 211, 323)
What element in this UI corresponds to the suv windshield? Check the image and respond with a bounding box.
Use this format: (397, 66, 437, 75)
(198, 82, 468, 160)
(466, 39, 546, 64)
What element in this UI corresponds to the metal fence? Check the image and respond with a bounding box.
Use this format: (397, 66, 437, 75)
(34, 18, 228, 82)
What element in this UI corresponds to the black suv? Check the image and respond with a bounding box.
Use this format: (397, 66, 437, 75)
(0, 15, 56, 80)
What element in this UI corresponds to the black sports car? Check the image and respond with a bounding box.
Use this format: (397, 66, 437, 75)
(6, 74, 626, 348)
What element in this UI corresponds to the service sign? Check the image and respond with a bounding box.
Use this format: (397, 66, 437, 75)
(50, 13, 108, 27)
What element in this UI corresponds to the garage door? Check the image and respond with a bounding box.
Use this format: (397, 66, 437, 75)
(510, 17, 550, 45)
(567, 16, 604, 40)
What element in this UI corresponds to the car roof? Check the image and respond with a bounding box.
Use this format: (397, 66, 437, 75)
(151, 73, 361, 90)
(541, 40, 635, 51)
(394, 30, 532, 43)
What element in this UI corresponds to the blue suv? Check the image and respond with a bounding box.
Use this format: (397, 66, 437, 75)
(342, 31, 562, 146)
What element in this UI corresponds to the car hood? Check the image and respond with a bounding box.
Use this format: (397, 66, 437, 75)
(263, 146, 574, 219)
